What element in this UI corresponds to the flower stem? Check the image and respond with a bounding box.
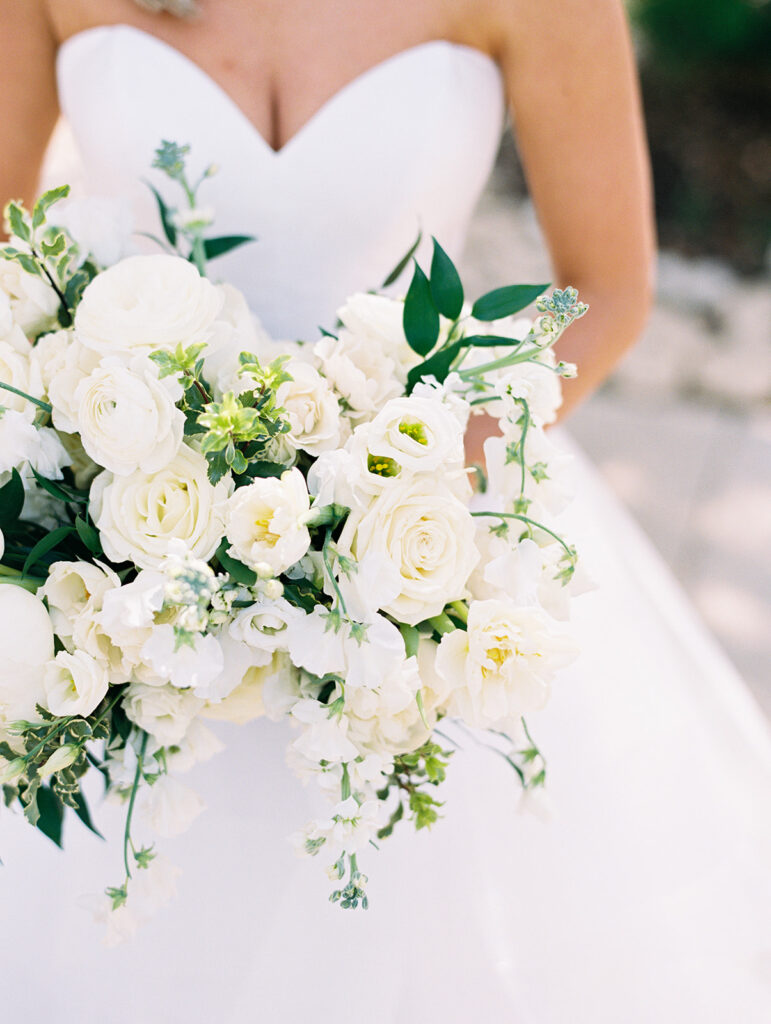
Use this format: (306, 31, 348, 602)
(123, 732, 148, 881)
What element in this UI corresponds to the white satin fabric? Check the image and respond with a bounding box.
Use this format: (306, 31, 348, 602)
(3, 25, 770, 1022)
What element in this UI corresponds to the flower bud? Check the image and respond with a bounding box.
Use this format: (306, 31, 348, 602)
(264, 579, 283, 600)
(39, 744, 79, 779)
(557, 361, 578, 379)
(0, 757, 27, 785)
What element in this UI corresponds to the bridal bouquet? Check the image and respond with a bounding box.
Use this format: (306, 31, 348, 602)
(0, 143, 587, 941)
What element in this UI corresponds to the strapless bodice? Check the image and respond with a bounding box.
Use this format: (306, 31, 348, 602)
(56, 25, 505, 338)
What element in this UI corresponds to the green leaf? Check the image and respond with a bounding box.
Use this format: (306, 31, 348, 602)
(399, 623, 421, 659)
(471, 284, 550, 322)
(403, 262, 439, 357)
(376, 800, 404, 840)
(72, 790, 104, 840)
(240, 460, 288, 480)
(429, 237, 464, 320)
(22, 525, 76, 576)
(74, 515, 102, 556)
(145, 182, 178, 247)
(63, 267, 92, 311)
(0, 469, 25, 528)
(29, 467, 88, 505)
(214, 540, 257, 587)
(6, 203, 30, 244)
(40, 233, 67, 258)
(405, 340, 463, 393)
(35, 784, 65, 848)
(460, 333, 527, 348)
(32, 185, 70, 230)
(381, 229, 422, 288)
(281, 579, 318, 613)
(203, 235, 255, 260)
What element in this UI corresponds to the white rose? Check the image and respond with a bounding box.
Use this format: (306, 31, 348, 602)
(41, 560, 121, 640)
(0, 260, 59, 337)
(0, 338, 42, 420)
(43, 649, 110, 717)
(74, 254, 223, 358)
(435, 599, 578, 729)
(75, 356, 184, 475)
(225, 468, 311, 575)
(337, 479, 479, 626)
(0, 413, 68, 483)
(90, 444, 230, 570)
(314, 329, 401, 420)
(0, 587, 54, 724)
(276, 358, 341, 455)
(48, 337, 101, 433)
(123, 682, 203, 746)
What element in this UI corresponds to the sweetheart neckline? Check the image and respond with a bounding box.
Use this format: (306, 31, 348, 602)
(57, 24, 503, 158)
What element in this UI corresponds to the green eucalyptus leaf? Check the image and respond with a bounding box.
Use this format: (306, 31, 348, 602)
(203, 235, 256, 260)
(429, 237, 463, 320)
(471, 283, 550, 322)
(22, 525, 76, 576)
(381, 229, 422, 288)
(403, 261, 439, 357)
(0, 469, 25, 528)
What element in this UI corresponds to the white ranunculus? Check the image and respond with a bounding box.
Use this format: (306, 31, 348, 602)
(435, 599, 578, 729)
(41, 560, 121, 640)
(0, 587, 54, 724)
(314, 329, 402, 421)
(276, 358, 341, 455)
(29, 328, 73, 394)
(47, 337, 101, 433)
(0, 413, 68, 483)
(135, 774, 205, 838)
(75, 356, 184, 475)
(0, 338, 42, 420)
(123, 682, 203, 747)
(337, 479, 479, 626)
(225, 468, 311, 575)
(43, 649, 110, 717)
(74, 254, 223, 358)
(0, 260, 59, 337)
(90, 444, 231, 570)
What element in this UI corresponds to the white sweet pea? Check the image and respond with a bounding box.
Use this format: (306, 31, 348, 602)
(135, 774, 205, 838)
(74, 356, 184, 475)
(494, 354, 563, 429)
(157, 718, 224, 773)
(75, 254, 223, 358)
(0, 260, 59, 336)
(0, 587, 54, 724)
(276, 358, 342, 455)
(285, 606, 346, 678)
(123, 682, 203, 747)
(290, 698, 360, 766)
(333, 551, 402, 624)
(306, 448, 360, 510)
(140, 624, 224, 695)
(337, 478, 479, 626)
(483, 428, 574, 519)
(225, 468, 311, 575)
(43, 649, 109, 717)
(90, 444, 230, 570)
(435, 600, 578, 729)
(342, 614, 406, 691)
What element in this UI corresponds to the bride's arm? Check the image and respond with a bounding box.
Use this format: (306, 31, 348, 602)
(480, 0, 655, 422)
(0, 0, 60, 219)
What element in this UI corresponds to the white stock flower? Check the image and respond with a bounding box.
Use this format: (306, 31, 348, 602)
(435, 600, 577, 729)
(74, 254, 223, 358)
(90, 443, 230, 570)
(123, 682, 203, 747)
(314, 329, 401, 420)
(43, 649, 109, 717)
(41, 560, 121, 641)
(135, 775, 205, 838)
(276, 358, 341, 455)
(337, 479, 479, 626)
(74, 356, 184, 475)
(0, 260, 59, 336)
(0, 587, 54, 724)
(225, 468, 311, 575)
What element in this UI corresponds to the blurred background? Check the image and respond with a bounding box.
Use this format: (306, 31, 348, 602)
(461, 0, 771, 713)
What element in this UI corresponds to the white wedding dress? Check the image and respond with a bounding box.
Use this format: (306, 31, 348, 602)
(3, 25, 770, 1023)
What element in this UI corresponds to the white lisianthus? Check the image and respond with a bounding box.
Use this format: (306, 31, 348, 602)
(74, 254, 223, 358)
(0, 339, 43, 420)
(435, 600, 578, 729)
(228, 596, 301, 662)
(47, 338, 101, 434)
(135, 775, 205, 838)
(123, 682, 203, 747)
(0, 260, 59, 336)
(41, 560, 121, 640)
(0, 587, 54, 724)
(225, 467, 311, 575)
(276, 358, 341, 455)
(74, 356, 184, 475)
(0, 412, 68, 483)
(338, 479, 479, 626)
(43, 649, 110, 717)
(314, 329, 402, 421)
(90, 444, 231, 570)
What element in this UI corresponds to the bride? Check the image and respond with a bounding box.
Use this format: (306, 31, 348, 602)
(2, 1, 770, 1021)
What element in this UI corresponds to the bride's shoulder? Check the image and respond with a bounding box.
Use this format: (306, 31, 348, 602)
(462, 0, 630, 56)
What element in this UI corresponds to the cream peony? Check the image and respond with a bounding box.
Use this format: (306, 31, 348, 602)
(276, 358, 341, 455)
(75, 356, 184, 475)
(225, 468, 311, 575)
(43, 650, 110, 717)
(90, 444, 230, 570)
(435, 599, 577, 729)
(74, 254, 223, 358)
(337, 479, 479, 626)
